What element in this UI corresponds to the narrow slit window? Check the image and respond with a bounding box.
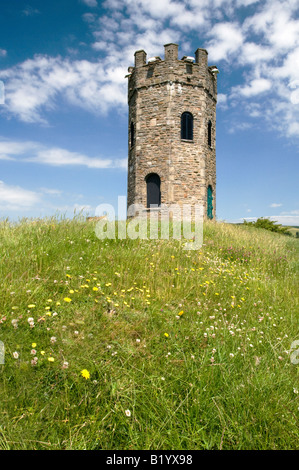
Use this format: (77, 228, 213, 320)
(208, 120, 212, 147)
(207, 185, 213, 219)
(130, 122, 135, 148)
(181, 112, 193, 141)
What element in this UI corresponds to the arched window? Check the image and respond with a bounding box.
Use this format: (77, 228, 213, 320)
(146, 173, 161, 208)
(208, 120, 212, 147)
(130, 122, 135, 148)
(207, 185, 213, 219)
(181, 112, 193, 141)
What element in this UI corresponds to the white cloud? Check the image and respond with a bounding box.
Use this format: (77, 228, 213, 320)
(270, 203, 282, 208)
(0, 49, 7, 58)
(22, 6, 40, 16)
(205, 22, 244, 61)
(237, 78, 272, 97)
(40, 187, 63, 196)
(0, 138, 127, 169)
(81, 0, 98, 7)
(0, 180, 40, 210)
(0, 55, 128, 123)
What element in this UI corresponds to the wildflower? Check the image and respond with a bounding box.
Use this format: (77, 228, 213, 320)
(178, 310, 184, 316)
(164, 333, 169, 338)
(48, 357, 55, 362)
(13, 351, 19, 359)
(62, 361, 69, 369)
(229, 353, 234, 358)
(81, 369, 90, 380)
(32, 343, 37, 348)
(31, 358, 38, 366)
(125, 409, 131, 417)
(136, 338, 140, 343)
(64, 297, 72, 302)
(31, 349, 37, 355)
(28, 304, 36, 309)
(40, 351, 45, 355)
(50, 336, 57, 344)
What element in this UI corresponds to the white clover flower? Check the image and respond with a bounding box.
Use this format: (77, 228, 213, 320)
(125, 409, 131, 417)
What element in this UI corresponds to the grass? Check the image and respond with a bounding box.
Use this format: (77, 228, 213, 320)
(0, 217, 298, 450)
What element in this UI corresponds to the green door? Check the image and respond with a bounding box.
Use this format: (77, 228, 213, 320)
(207, 185, 213, 219)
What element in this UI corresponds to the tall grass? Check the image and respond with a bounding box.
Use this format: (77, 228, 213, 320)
(0, 217, 298, 450)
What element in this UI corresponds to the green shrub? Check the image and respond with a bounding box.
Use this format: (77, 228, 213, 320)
(244, 217, 290, 235)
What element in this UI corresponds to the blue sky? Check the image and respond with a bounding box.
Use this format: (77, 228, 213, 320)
(0, 0, 298, 224)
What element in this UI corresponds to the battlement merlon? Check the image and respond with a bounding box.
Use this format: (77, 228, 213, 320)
(126, 44, 218, 101)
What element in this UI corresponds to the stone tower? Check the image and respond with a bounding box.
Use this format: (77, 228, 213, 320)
(126, 43, 218, 219)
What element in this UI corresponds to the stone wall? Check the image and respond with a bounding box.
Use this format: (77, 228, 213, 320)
(127, 43, 217, 219)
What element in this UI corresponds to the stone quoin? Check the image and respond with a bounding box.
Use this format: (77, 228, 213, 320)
(126, 43, 218, 220)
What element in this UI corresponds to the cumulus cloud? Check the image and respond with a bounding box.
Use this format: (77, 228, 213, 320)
(0, 138, 127, 169)
(205, 22, 244, 62)
(0, 180, 40, 210)
(0, 55, 128, 123)
(81, 0, 98, 7)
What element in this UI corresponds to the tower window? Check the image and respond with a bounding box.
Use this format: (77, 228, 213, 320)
(186, 64, 192, 74)
(181, 112, 193, 141)
(130, 122, 135, 148)
(207, 185, 213, 219)
(208, 120, 212, 147)
(147, 67, 154, 78)
(146, 173, 161, 208)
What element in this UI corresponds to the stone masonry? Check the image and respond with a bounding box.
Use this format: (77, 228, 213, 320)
(126, 43, 218, 219)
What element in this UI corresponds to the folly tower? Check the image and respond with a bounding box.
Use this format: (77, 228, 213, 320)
(126, 43, 218, 219)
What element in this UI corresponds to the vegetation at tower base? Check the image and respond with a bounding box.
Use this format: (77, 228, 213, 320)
(0, 216, 298, 450)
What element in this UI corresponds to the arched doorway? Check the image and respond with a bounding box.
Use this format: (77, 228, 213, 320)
(207, 185, 213, 219)
(146, 173, 161, 208)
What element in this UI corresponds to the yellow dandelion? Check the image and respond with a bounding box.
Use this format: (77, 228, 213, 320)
(92, 287, 98, 291)
(81, 369, 90, 380)
(40, 351, 45, 355)
(178, 310, 184, 316)
(69, 290, 74, 294)
(32, 343, 37, 348)
(48, 357, 55, 362)
(28, 304, 36, 309)
(64, 297, 72, 302)
(164, 333, 169, 338)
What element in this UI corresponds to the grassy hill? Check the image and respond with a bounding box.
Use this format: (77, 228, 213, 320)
(0, 218, 298, 450)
